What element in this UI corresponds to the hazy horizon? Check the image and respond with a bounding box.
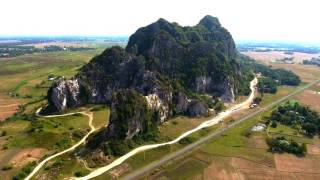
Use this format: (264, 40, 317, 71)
(1, 0, 320, 43)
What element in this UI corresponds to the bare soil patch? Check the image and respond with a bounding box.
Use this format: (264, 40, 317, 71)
(0, 111, 17, 121)
(147, 170, 169, 180)
(9, 148, 47, 167)
(0, 94, 20, 121)
(274, 154, 320, 173)
(203, 157, 239, 180)
(270, 64, 320, 83)
(231, 157, 272, 170)
(20, 41, 89, 49)
(243, 51, 290, 63)
(199, 154, 320, 180)
(307, 144, 320, 155)
(0, 148, 21, 167)
(109, 163, 132, 178)
(294, 90, 320, 111)
(243, 51, 320, 82)
(0, 136, 7, 147)
(193, 152, 214, 164)
(237, 168, 297, 180)
(246, 136, 268, 149)
(294, 173, 320, 180)
(243, 51, 320, 64)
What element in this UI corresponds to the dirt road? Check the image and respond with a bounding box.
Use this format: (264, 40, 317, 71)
(25, 111, 95, 180)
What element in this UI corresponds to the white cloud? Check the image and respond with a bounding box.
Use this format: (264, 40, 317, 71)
(0, 0, 319, 43)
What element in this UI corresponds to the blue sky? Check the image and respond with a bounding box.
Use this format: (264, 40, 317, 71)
(1, 0, 320, 43)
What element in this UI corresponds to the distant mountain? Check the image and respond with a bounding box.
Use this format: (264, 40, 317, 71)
(44, 15, 254, 142)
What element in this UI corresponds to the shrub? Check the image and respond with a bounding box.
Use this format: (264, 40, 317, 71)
(243, 129, 252, 137)
(90, 105, 106, 112)
(179, 136, 195, 145)
(266, 136, 306, 155)
(214, 101, 226, 113)
(0, 130, 7, 137)
(104, 140, 130, 156)
(172, 121, 178, 125)
(12, 161, 36, 180)
(74, 170, 87, 177)
(2, 164, 13, 170)
(72, 130, 86, 139)
(271, 121, 277, 128)
(266, 102, 320, 136)
(253, 96, 262, 104)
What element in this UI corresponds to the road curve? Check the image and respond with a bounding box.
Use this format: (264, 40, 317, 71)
(25, 111, 96, 180)
(71, 77, 258, 180)
(123, 79, 320, 180)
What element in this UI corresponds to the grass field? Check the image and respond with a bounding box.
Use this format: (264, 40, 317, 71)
(1, 114, 88, 150)
(0, 46, 106, 120)
(90, 105, 110, 129)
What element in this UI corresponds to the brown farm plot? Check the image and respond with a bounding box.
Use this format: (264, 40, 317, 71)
(307, 144, 320, 155)
(243, 51, 320, 64)
(203, 160, 238, 180)
(0, 94, 20, 121)
(294, 89, 320, 111)
(243, 51, 320, 82)
(273, 64, 320, 83)
(9, 148, 47, 167)
(274, 154, 320, 173)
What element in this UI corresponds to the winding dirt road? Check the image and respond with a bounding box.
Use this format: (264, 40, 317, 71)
(71, 77, 258, 180)
(25, 111, 96, 180)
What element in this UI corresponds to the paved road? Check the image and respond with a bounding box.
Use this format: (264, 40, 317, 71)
(123, 79, 320, 180)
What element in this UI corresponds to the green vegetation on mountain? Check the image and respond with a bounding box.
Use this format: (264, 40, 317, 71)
(45, 16, 301, 156)
(46, 16, 254, 143)
(106, 89, 157, 140)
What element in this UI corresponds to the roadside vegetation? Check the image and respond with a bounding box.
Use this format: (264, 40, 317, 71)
(265, 101, 320, 136)
(266, 136, 307, 155)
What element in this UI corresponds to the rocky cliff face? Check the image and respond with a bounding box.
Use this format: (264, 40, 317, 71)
(45, 15, 252, 140)
(105, 90, 153, 140)
(47, 79, 83, 112)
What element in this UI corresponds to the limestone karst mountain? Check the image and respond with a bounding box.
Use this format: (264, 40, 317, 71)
(45, 15, 254, 140)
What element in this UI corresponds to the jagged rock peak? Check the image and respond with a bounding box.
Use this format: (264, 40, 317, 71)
(156, 18, 170, 24)
(198, 15, 221, 29)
